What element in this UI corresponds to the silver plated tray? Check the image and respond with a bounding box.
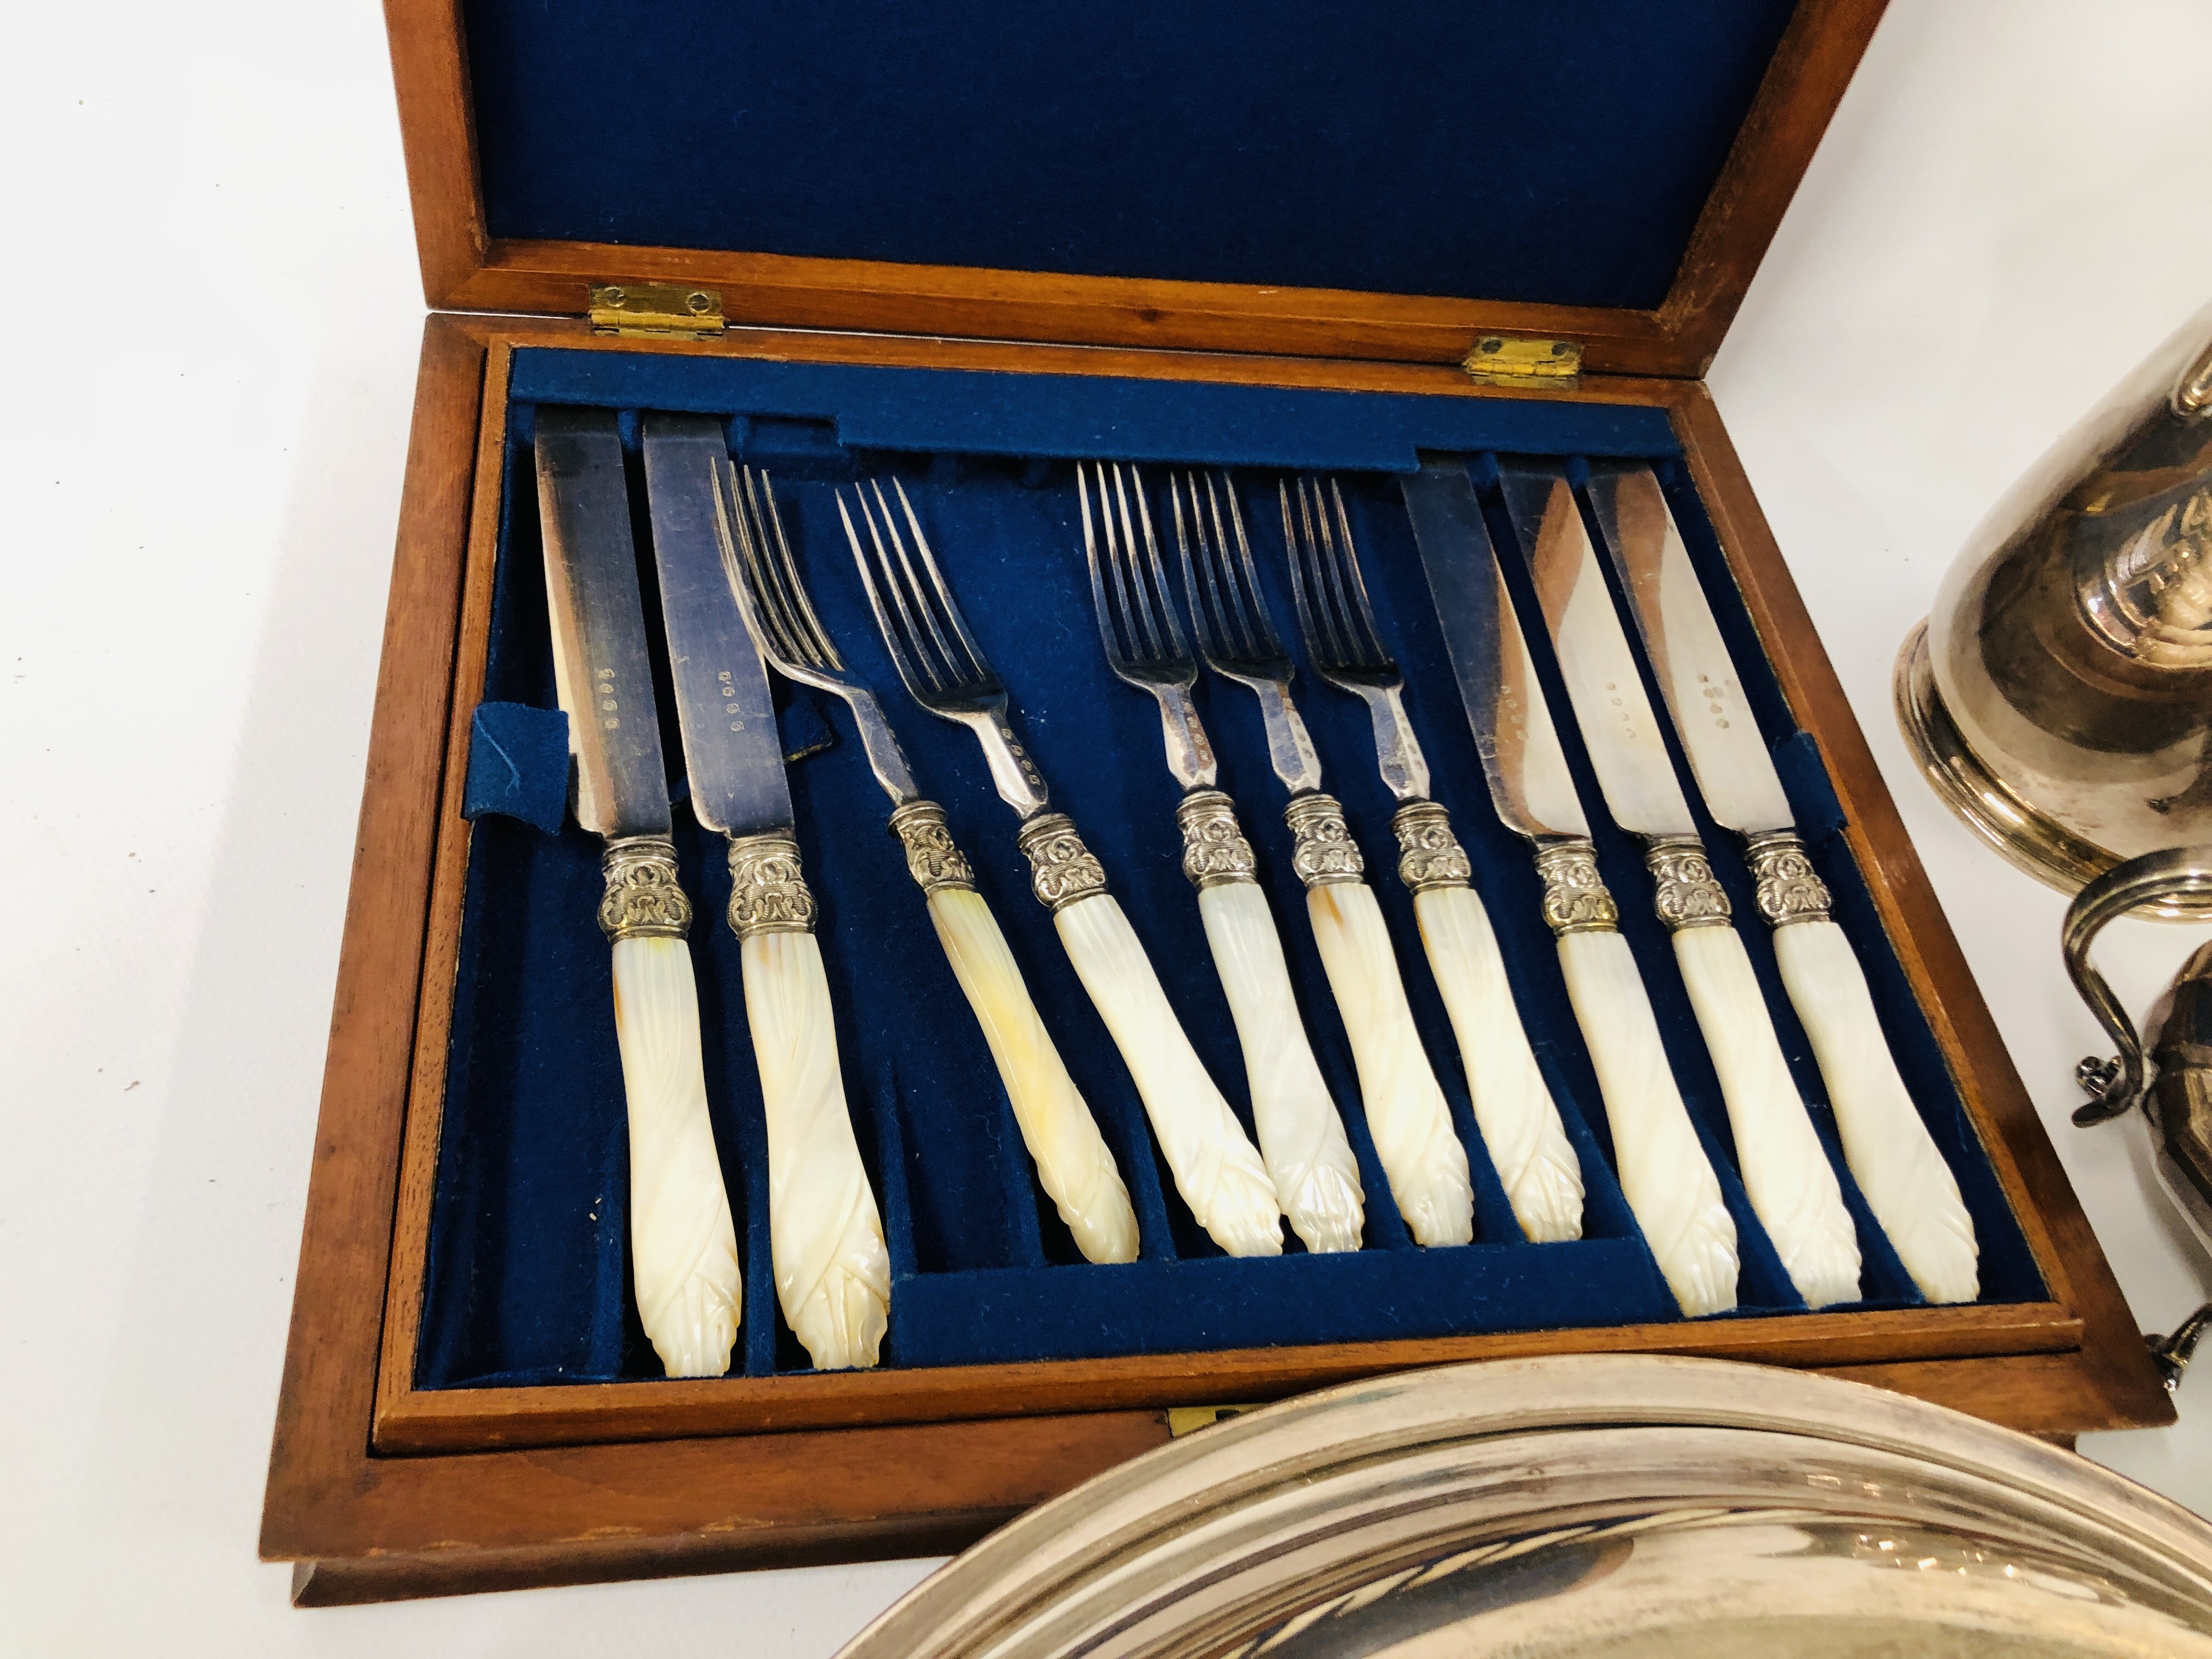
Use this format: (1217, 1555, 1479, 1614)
(840, 1355, 2212, 1658)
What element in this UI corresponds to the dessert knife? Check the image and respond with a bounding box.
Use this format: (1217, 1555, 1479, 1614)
(1498, 461, 1860, 1310)
(1584, 463, 1978, 1304)
(639, 415, 889, 1370)
(1079, 462, 1365, 1254)
(721, 460, 1139, 1267)
(1400, 456, 1739, 1315)
(533, 407, 742, 1378)
(840, 476, 1284, 1257)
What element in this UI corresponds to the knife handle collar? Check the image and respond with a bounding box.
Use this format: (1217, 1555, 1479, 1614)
(1745, 831, 1835, 927)
(599, 837, 693, 942)
(727, 833, 817, 938)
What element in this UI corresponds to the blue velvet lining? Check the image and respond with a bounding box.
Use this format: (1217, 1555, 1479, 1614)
(460, 1, 1799, 312)
(416, 348, 2041, 1389)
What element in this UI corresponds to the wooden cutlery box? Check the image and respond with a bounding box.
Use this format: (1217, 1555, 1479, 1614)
(261, 0, 2175, 1606)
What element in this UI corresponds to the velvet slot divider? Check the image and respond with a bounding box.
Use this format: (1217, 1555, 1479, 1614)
(415, 357, 2041, 1391)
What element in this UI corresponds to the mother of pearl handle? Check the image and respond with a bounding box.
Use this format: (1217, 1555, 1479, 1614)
(1020, 811, 1283, 1257)
(1666, 930, 1861, 1310)
(729, 834, 890, 1372)
(1289, 795, 1474, 1249)
(1179, 791, 1364, 1254)
(1774, 914, 1979, 1304)
(1537, 840, 1738, 1316)
(599, 837, 742, 1379)
(1392, 803, 1582, 1244)
(1646, 838, 1860, 1308)
(890, 802, 1139, 1265)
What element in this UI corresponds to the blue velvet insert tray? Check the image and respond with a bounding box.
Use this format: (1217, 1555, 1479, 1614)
(415, 346, 2040, 1391)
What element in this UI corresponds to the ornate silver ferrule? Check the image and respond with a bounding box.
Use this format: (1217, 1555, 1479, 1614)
(725, 832, 816, 938)
(1644, 836, 1733, 931)
(1016, 812, 1109, 912)
(1175, 789, 1258, 890)
(1285, 793, 1365, 889)
(598, 836, 692, 942)
(1746, 830, 1833, 927)
(1534, 839, 1618, 936)
(887, 799, 975, 896)
(1390, 800, 1472, 894)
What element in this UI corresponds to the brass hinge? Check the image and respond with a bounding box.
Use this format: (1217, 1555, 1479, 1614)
(588, 283, 725, 340)
(1462, 336, 1583, 390)
(1165, 1404, 1263, 1437)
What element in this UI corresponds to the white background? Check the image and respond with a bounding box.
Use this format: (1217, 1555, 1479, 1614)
(6, 2, 2212, 1651)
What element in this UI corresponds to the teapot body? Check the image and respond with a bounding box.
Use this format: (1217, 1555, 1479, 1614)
(1902, 300, 2212, 915)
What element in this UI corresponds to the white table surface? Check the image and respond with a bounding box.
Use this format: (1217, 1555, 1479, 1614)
(8, 1, 2212, 1651)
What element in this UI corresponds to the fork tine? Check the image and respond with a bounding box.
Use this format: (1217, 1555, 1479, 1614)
(1097, 463, 1143, 662)
(732, 466, 810, 669)
(1306, 476, 1365, 668)
(751, 467, 844, 674)
(1126, 465, 1188, 661)
(1325, 478, 1390, 668)
(889, 478, 995, 686)
(1280, 478, 1334, 666)
(1078, 461, 1130, 669)
(1110, 465, 1167, 662)
(839, 486, 940, 695)
(1169, 471, 1221, 659)
(1214, 472, 1280, 657)
(710, 455, 776, 654)
(870, 479, 967, 687)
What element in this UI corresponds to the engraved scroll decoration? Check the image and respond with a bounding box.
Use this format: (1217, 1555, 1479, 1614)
(1285, 793, 1364, 889)
(1017, 812, 1109, 911)
(726, 833, 817, 938)
(1645, 838, 1733, 932)
(1390, 800, 1472, 894)
(887, 799, 975, 895)
(599, 836, 692, 941)
(1746, 831, 1833, 926)
(1534, 840, 1618, 936)
(1176, 788, 1259, 889)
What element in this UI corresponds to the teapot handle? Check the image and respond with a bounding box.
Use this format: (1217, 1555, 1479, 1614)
(2060, 847, 2212, 1126)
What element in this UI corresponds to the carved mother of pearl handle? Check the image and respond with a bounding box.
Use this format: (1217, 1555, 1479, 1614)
(598, 836, 742, 1379)
(889, 801, 1139, 1266)
(1289, 794, 1474, 1249)
(1019, 812, 1285, 1257)
(1644, 838, 1861, 1308)
(1177, 789, 1365, 1254)
(727, 833, 890, 1371)
(1751, 833, 1979, 1304)
(1537, 839, 1739, 1316)
(1390, 803, 1583, 1244)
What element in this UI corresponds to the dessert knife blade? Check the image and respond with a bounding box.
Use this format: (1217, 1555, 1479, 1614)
(638, 414, 797, 840)
(1499, 469, 1697, 839)
(1582, 466, 1794, 836)
(537, 408, 676, 840)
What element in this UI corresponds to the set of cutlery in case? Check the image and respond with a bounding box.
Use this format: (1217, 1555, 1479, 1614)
(430, 398, 2013, 1389)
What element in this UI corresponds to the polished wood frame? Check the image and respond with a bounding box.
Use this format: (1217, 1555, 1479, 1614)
(261, 311, 2175, 1607)
(384, 0, 1887, 377)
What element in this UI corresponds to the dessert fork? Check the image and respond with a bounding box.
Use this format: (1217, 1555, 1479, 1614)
(837, 476, 1284, 1257)
(718, 462, 1139, 1266)
(1173, 469, 1476, 1247)
(1079, 460, 1364, 1253)
(1279, 476, 1584, 1243)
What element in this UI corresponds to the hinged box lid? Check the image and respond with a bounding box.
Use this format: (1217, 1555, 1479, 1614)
(388, 1, 1882, 377)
